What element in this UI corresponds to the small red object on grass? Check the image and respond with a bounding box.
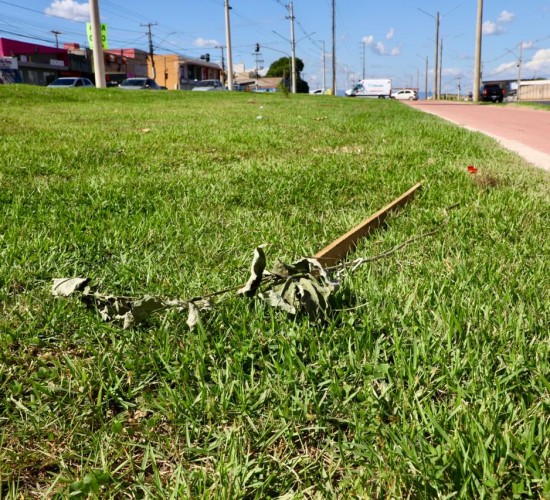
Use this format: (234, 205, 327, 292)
(467, 165, 478, 174)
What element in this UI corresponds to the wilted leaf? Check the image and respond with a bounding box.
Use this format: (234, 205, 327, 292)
(259, 288, 297, 314)
(187, 299, 212, 330)
(131, 296, 168, 323)
(122, 312, 135, 330)
(52, 277, 89, 297)
(238, 244, 267, 297)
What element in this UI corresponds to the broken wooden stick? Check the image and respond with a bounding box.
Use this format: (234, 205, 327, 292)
(314, 182, 422, 267)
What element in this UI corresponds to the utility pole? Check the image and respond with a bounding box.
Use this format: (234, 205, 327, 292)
(473, 0, 483, 102)
(439, 37, 443, 98)
(435, 12, 440, 99)
(288, 2, 297, 93)
(331, 0, 336, 95)
(215, 45, 225, 85)
(141, 22, 157, 79)
(224, 0, 234, 90)
(51, 30, 62, 49)
(425, 56, 428, 100)
(322, 40, 326, 91)
(517, 42, 523, 101)
(89, 0, 106, 88)
(417, 8, 439, 100)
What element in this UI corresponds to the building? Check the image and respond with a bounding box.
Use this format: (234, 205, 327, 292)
(0, 36, 223, 89)
(149, 54, 223, 90)
(0, 37, 68, 85)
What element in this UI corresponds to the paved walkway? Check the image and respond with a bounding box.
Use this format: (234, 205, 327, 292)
(406, 101, 550, 172)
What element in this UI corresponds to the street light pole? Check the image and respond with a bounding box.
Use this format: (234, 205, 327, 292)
(418, 8, 439, 100)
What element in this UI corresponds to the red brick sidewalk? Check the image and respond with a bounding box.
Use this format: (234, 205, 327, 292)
(406, 101, 550, 172)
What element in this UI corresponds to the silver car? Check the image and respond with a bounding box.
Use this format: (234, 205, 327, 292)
(47, 77, 94, 88)
(192, 79, 226, 91)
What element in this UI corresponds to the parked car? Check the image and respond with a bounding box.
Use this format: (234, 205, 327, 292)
(480, 84, 505, 102)
(47, 77, 94, 88)
(119, 78, 162, 90)
(192, 79, 225, 91)
(310, 88, 326, 95)
(225, 83, 244, 91)
(504, 89, 517, 102)
(391, 89, 418, 100)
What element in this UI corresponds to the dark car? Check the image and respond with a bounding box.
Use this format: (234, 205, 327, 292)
(119, 78, 162, 90)
(480, 84, 505, 103)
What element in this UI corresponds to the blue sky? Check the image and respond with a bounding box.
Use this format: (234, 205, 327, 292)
(1, 0, 549, 92)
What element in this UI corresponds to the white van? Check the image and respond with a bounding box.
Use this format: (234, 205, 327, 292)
(345, 79, 392, 99)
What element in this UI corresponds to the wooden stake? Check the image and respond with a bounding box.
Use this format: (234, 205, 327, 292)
(314, 182, 422, 267)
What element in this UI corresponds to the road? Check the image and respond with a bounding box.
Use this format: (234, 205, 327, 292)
(406, 101, 550, 172)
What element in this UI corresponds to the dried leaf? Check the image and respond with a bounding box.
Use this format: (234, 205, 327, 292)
(186, 299, 212, 330)
(259, 288, 297, 315)
(131, 296, 168, 323)
(52, 278, 89, 297)
(238, 244, 267, 297)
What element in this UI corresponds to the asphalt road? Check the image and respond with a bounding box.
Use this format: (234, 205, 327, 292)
(406, 101, 550, 172)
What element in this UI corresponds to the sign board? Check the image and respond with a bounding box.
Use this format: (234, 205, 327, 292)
(0, 57, 17, 69)
(50, 59, 65, 67)
(86, 23, 109, 49)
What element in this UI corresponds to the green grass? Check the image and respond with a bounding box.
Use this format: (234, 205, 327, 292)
(513, 101, 550, 111)
(1, 85, 549, 498)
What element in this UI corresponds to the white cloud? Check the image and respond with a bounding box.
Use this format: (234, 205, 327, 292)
(386, 28, 395, 40)
(45, 0, 89, 22)
(497, 10, 515, 23)
(362, 36, 399, 56)
(482, 21, 505, 36)
(524, 48, 550, 74)
(483, 10, 515, 36)
(193, 37, 220, 48)
(375, 42, 386, 55)
(521, 41, 534, 50)
(362, 35, 374, 45)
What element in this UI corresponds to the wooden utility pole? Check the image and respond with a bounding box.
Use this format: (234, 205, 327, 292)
(51, 30, 62, 49)
(141, 22, 157, 79)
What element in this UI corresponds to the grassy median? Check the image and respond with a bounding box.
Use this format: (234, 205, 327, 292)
(1, 85, 549, 498)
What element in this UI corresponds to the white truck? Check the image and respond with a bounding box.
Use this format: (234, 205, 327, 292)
(345, 79, 392, 99)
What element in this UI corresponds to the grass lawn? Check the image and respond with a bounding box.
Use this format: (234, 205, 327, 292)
(513, 101, 550, 111)
(1, 85, 549, 498)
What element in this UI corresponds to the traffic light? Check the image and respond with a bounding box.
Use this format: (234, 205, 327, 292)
(255, 43, 260, 53)
(200, 53, 210, 62)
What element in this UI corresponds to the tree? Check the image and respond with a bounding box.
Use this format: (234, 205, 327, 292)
(266, 57, 309, 93)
